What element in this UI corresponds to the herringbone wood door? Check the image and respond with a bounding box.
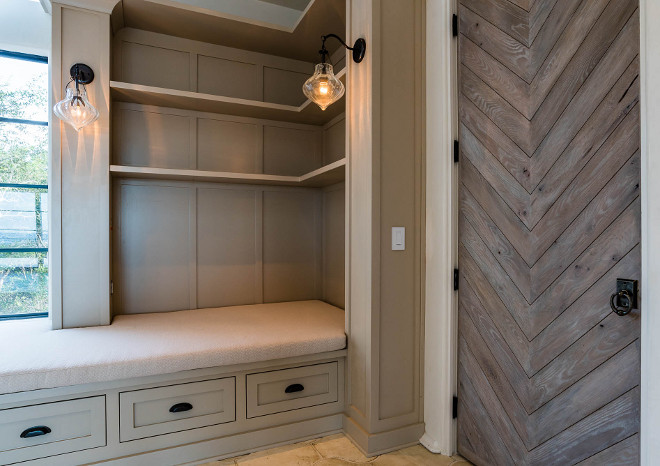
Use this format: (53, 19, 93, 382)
(456, 0, 641, 464)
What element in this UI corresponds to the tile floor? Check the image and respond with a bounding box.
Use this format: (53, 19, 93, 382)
(200, 434, 471, 465)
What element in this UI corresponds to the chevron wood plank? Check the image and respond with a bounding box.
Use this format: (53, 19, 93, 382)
(461, 65, 533, 153)
(529, 198, 640, 336)
(456, 400, 501, 466)
(458, 314, 529, 438)
(529, 315, 640, 413)
(528, 246, 640, 374)
(529, 19, 639, 190)
(458, 371, 517, 465)
(458, 361, 528, 464)
(528, 5, 638, 149)
(461, 0, 530, 46)
(530, 156, 640, 298)
(461, 124, 531, 226)
(461, 186, 531, 302)
(460, 35, 533, 118)
(529, 59, 640, 227)
(508, 0, 533, 13)
(529, 114, 640, 267)
(528, 0, 609, 105)
(460, 219, 531, 335)
(460, 5, 533, 82)
(459, 94, 532, 191)
(529, 341, 639, 447)
(462, 158, 533, 262)
(524, 0, 584, 79)
(527, 0, 558, 44)
(459, 261, 530, 373)
(527, 388, 640, 465)
(577, 434, 639, 465)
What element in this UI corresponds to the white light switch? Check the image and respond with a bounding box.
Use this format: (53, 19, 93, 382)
(392, 227, 405, 251)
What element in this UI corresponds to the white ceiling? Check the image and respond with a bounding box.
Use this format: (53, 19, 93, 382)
(145, 0, 315, 31)
(0, 0, 50, 56)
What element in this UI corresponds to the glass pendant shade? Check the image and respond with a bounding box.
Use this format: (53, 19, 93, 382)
(302, 63, 344, 111)
(53, 84, 99, 132)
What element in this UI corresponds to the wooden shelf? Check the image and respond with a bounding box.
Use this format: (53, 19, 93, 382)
(110, 69, 345, 126)
(110, 158, 346, 188)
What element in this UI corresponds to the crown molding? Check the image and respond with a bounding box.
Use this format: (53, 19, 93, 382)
(49, 0, 121, 14)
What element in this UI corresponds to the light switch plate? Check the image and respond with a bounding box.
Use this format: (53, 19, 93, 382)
(392, 227, 405, 251)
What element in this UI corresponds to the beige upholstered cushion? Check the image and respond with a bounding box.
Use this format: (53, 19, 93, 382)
(0, 300, 345, 395)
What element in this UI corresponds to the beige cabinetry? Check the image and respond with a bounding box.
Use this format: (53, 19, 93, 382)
(0, 396, 106, 464)
(0, 357, 344, 465)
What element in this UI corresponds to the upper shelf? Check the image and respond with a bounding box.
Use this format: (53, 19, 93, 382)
(110, 158, 346, 188)
(110, 69, 345, 126)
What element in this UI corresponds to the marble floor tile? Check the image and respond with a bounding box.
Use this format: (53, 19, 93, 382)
(312, 434, 376, 463)
(199, 435, 471, 465)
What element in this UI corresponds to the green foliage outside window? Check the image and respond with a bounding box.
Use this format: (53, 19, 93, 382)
(0, 59, 49, 318)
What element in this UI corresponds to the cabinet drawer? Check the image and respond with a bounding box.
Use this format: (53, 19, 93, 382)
(247, 362, 338, 418)
(119, 377, 235, 441)
(0, 396, 106, 464)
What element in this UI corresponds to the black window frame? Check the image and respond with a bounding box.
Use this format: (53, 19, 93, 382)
(0, 49, 49, 321)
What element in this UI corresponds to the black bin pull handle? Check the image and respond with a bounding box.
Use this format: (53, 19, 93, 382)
(20, 425, 52, 438)
(169, 402, 193, 413)
(285, 383, 305, 394)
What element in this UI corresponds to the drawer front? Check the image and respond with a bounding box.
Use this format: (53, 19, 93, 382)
(119, 377, 235, 441)
(0, 396, 106, 464)
(247, 362, 338, 418)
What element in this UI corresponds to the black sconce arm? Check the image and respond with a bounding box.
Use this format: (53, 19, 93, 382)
(319, 34, 366, 64)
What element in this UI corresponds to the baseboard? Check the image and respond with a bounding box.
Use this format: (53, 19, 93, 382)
(342, 415, 425, 457)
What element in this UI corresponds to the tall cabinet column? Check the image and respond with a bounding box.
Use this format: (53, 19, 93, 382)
(50, 0, 117, 328)
(345, 0, 425, 455)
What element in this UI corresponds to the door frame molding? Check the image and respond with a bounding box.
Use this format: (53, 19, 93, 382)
(421, 0, 458, 455)
(639, 1, 660, 463)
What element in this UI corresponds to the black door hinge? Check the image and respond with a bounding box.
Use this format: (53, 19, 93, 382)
(454, 268, 459, 291)
(452, 14, 458, 37)
(454, 140, 459, 163)
(452, 395, 458, 419)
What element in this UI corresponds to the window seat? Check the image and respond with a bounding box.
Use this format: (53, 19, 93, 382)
(0, 300, 346, 395)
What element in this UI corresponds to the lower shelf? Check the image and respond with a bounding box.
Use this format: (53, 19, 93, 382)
(109, 158, 346, 188)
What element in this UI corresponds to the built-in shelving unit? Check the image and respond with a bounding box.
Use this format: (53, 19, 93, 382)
(110, 158, 346, 188)
(110, 69, 345, 126)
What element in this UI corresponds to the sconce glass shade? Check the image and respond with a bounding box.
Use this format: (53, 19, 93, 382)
(302, 63, 344, 111)
(53, 84, 99, 132)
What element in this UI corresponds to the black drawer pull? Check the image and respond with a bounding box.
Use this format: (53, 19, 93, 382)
(20, 426, 51, 438)
(285, 383, 305, 394)
(169, 402, 193, 413)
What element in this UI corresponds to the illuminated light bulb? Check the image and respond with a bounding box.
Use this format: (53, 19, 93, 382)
(302, 63, 344, 111)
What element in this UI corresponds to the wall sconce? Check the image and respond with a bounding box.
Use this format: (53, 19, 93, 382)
(302, 34, 366, 110)
(53, 63, 100, 132)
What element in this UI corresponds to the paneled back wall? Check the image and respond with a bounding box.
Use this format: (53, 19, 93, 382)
(113, 103, 342, 176)
(112, 180, 349, 314)
(457, 0, 641, 464)
(113, 28, 320, 106)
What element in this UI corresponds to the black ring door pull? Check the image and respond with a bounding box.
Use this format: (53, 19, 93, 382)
(285, 383, 305, 394)
(20, 425, 51, 438)
(610, 278, 638, 316)
(610, 290, 633, 316)
(169, 402, 193, 413)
